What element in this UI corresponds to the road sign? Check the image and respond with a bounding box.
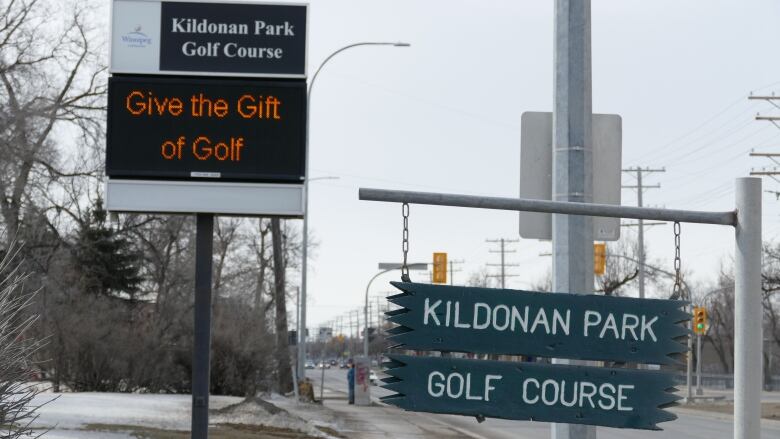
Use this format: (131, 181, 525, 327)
(519, 111, 622, 241)
(111, 0, 307, 78)
(381, 354, 679, 430)
(107, 75, 306, 182)
(432, 252, 447, 284)
(594, 242, 606, 275)
(386, 282, 689, 364)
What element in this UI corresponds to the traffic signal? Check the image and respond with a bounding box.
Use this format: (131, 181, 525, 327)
(367, 327, 377, 342)
(693, 307, 708, 334)
(433, 252, 447, 284)
(288, 330, 297, 346)
(594, 243, 606, 275)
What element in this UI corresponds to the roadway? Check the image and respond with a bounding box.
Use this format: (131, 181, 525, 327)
(307, 367, 780, 439)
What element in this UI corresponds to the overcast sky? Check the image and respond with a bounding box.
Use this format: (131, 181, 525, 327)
(294, 0, 780, 331)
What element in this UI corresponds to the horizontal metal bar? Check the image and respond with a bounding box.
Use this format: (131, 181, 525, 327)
(359, 188, 737, 227)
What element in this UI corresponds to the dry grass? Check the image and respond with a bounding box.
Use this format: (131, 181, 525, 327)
(82, 423, 322, 439)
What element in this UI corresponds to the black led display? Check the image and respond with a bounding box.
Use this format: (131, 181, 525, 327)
(106, 75, 306, 182)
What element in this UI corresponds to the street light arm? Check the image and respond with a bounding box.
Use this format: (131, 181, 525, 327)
(309, 42, 410, 97)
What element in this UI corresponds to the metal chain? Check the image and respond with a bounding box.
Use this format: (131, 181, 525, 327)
(672, 221, 683, 300)
(401, 203, 410, 282)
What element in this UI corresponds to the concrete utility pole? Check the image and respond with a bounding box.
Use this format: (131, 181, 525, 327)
(553, 1, 594, 438)
(486, 239, 519, 288)
(621, 167, 665, 299)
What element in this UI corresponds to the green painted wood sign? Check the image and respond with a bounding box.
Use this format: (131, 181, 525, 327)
(386, 282, 689, 365)
(381, 355, 679, 430)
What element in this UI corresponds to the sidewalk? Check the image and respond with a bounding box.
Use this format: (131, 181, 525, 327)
(280, 384, 481, 439)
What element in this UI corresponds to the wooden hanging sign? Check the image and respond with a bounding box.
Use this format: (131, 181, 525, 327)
(382, 354, 679, 430)
(386, 282, 689, 365)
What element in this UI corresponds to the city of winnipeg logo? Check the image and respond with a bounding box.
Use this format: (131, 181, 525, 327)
(121, 25, 152, 48)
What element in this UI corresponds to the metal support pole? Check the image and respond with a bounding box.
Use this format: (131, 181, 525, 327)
(734, 177, 762, 439)
(296, 286, 300, 375)
(192, 213, 213, 439)
(359, 189, 736, 226)
(687, 324, 693, 401)
(696, 333, 703, 396)
(364, 284, 369, 358)
(553, 0, 594, 437)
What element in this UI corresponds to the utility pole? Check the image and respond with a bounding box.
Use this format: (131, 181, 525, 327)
(621, 167, 665, 299)
(449, 259, 464, 285)
(553, 1, 594, 438)
(749, 94, 780, 196)
(486, 238, 519, 288)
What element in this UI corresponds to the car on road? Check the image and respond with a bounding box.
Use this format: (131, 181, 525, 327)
(369, 370, 378, 385)
(304, 361, 315, 369)
(317, 361, 331, 369)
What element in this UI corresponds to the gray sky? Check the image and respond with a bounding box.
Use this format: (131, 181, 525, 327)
(284, 0, 780, 329)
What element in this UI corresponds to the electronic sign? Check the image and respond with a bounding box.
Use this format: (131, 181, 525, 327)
(106, 75, 306, 182)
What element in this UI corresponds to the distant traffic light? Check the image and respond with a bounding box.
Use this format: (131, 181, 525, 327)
(433, 252, 447, 284)
(693, 307, 708, 334)
(594, 243, 606, 275)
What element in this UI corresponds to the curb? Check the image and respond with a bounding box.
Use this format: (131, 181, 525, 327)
(673, 406, 780, 428)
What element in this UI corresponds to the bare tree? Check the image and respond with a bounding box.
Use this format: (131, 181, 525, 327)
(0, 246, 46, 438)
(0, 0, 106, 243)
(271, 218, 292, 393)
(466, 267, 498, 288)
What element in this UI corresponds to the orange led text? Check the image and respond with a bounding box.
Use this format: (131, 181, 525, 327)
(160, 136, 245, 161)
(126, 90, 184, 116)
(237, 95, 281, 119)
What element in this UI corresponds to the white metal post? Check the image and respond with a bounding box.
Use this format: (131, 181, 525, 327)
(734, 177, 762, 439)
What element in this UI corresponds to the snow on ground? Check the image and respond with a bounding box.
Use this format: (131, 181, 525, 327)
(26, 391, 337, 438)
(211, 395, 332, 437)
(29, 392, 241, 438)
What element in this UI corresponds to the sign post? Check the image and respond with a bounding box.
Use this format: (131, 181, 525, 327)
(192, 213, 213, 439)
(107, 2, 308, 438)
(360, 180, 762, 436)
(354, 356, 371, 406)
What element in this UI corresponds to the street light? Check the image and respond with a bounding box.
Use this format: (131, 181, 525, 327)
(364, 262, 427, 358)
(299, 41, 411, 380)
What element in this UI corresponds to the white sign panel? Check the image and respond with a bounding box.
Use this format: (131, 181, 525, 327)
(106, 179, 304, 217)
(519, 111, 622, 241)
